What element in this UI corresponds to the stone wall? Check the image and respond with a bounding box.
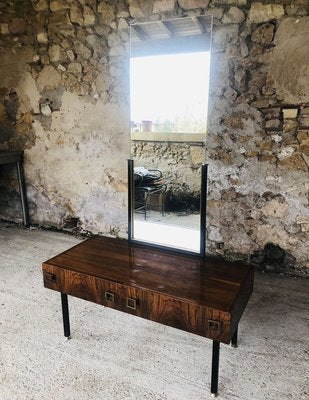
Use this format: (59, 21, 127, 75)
(0, 0, 308, 274)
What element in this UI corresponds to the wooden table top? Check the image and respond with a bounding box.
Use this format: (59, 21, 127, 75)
(44, 236, 254, 313)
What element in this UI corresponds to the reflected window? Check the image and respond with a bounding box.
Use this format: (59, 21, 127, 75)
(130, 52, 210, 134)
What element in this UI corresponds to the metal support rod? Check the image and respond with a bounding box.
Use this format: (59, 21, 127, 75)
(200, 163, 208, 257)
(231, 327, 238, 348)
(211, 340, 220, 396)
(61, 293, 71, 338)
(16, 160, 30, 227)
(128, 159, 134, 241)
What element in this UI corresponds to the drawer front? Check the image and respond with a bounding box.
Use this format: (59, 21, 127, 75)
(43, 265, 151, 318)
(43, 265, 231, 343)
(148, 292, 231, 343)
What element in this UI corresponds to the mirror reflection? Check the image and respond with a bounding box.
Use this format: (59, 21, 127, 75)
(130, 16, 212, 253)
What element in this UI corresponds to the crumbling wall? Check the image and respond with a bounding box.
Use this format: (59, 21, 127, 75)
(0, 0, 130, 235)
(0, 0, 308, 274)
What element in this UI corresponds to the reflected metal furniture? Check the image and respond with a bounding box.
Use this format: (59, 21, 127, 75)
(128, 159, 207, 257)
(0, 150, 30, 226)
(134, 168, 167, 220)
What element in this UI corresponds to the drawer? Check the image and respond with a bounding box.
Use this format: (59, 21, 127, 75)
(43, 265, 231, 343)
(43, 266, 151, 317)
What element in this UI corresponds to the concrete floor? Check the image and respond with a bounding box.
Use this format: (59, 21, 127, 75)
(0, 223, 308, 400)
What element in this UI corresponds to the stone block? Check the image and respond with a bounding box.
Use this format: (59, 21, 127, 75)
(0, 102, 6, 120)
(269, 17, 309, 104)
(50, 1, 69, 12)
(248, 2, 285, 23)
(49, 44, 66, 63)
(48, 11, 72, 34)
(277, 146, 295, 159)
(98, 3, 115, 26)
(251, 23, 274, 44)
(190, 146, 205, 167)
(213, 24, 239, 48)
(153, 0, 176, 13)
(261, 199, 289, 218)
(118, 18, 129, 30)
(37, 32, 48, 44)
(282, 108, 298, 119)
(33, 0, 49, 11)
(9, 18, 26, 35)
(74, 41, 92, 60)
(296, 215, 309, 224)
(128, 0, 152, 18)
(297, 130, 309, 142)
(83, 6, 96, 26)
(40, 103, 52, 115)
(278, 154, 308, 171)
(0, 23, 9, 35)
(204, 7, 224, 20)
(36, 65, 61, 92)
(299, 141, 309, 156)
(178, 0, 210, 10)
(223, 7, 245, 23)
(212, 0, 247, 5)
(265, 119, 280, 129)
(70, 5, 84, 25)
(300, 117, 309, 127)
(250, 99, 269, 109)
(301, 224, 309, 232)
(283, 120, 298, 133)
(234, 67, 246, 91)
(286, 0, 309, 16)
(68, 62, 82, 74)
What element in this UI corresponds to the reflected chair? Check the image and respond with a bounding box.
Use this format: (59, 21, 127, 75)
(134, 169, 167, 220)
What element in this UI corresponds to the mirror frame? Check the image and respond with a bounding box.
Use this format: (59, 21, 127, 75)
(128, 15, 212, 257)
(128, 159, 208, 257)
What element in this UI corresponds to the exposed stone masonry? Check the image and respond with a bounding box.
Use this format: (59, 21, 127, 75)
(0, 1, 308, 275)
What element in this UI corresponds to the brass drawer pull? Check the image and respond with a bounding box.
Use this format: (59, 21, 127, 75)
(208, 319, 221, 332)
(126, 297, 137, 310)
(105, 292, 115, 303)
(45, 272, 57, 283)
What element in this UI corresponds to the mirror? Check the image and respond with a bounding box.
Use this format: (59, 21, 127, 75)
(129, 16, 212, 254)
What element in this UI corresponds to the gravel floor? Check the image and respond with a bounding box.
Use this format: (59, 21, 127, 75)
(0, 223, 308, 400)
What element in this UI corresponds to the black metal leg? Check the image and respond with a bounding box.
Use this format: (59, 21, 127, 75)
(231, 327, 238, 348)
(162, 193, 165, 217)
(61, 293, 71, 339)
(144, 193, 149, 220)
(211, 340, 220, 396)
(16, 161, 30, 227)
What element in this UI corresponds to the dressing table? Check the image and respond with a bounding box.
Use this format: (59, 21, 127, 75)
(42, 16, 254, 396)
(42, 235, 253, 397)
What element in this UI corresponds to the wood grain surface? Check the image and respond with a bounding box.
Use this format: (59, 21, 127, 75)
(43, 236, 254, 343)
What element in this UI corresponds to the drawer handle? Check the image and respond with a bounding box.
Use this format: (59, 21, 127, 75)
(105, 292, 115, 303)
(208, 319, 221, 332)
(126, 297, 137, 310)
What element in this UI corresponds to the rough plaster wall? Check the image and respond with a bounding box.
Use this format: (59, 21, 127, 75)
(0, 0, 308, 274)
(0, 0, 130, 236)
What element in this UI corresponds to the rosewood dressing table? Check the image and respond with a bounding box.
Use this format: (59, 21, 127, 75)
(42, 235, 254, 397)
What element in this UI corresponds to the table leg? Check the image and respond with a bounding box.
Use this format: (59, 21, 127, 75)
(16, 160, 30, 227)
(61, 293, 71, 339)
(211, 340, 220, 397)
(231, 327, 238, 348)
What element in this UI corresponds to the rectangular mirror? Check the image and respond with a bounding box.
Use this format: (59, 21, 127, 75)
(129, 16, 212, 255)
